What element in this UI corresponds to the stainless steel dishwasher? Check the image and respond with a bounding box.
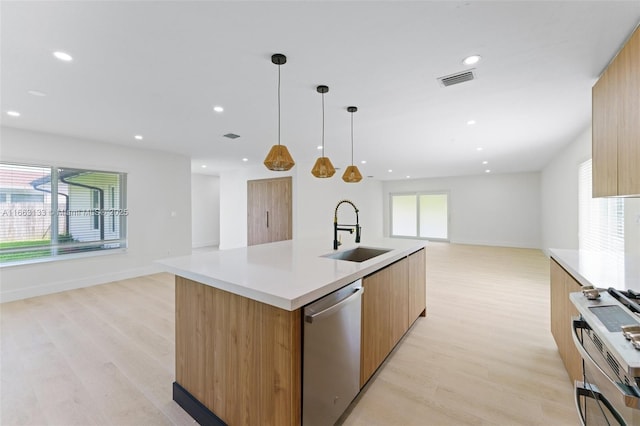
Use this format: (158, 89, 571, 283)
(303, 279, 363, 426)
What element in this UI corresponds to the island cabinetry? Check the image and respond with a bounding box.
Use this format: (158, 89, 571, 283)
(175, 276, 301, 426)
(592, 25, 640, 197)
(408, 248, 427, 321)
(550, 259, 582, 383)
(360, 248, 426, 387)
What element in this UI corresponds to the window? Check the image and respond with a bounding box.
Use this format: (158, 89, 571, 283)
(578, 159, 624, 265)
(390, 192, 449, 240)
(0, 162, 127, 264)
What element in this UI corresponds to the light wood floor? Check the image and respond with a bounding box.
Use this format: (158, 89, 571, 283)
(1, 243, 577, 425)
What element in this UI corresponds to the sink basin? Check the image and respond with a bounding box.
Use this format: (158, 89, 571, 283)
(322, 247, 392, 263)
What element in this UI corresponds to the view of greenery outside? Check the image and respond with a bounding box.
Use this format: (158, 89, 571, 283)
(0, 162, 127, 264)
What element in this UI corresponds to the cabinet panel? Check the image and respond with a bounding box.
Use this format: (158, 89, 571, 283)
(360, 251, 427, 388)
(617, 27, 640, 196)
(550, 259, 582, 383)
(592, 25, 640, 197)
(360, 265, 392, 387)
(247, 177, 292, 246)
(389, 260, 409, 348)
(175, 276, 301, 425)
(408, 249, 427, 322)
(592, 67, 618, 197)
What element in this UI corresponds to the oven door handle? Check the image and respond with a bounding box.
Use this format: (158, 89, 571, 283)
(572, 317, 640, 409)
(575, 381, 627, 426)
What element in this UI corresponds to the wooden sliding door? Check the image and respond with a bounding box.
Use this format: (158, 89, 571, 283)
(247, 176, 292, 246)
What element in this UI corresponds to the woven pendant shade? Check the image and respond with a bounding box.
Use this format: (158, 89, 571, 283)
(342, 106, 362, 183)
(264, 53, 295, 171)
(311, 85, 335, 178)
(311, 156, 336, 178)
(264, 144, 295, 171)
(342, 165, 362, 183)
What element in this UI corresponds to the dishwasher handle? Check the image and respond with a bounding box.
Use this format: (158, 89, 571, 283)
(305, 287, 364, 324)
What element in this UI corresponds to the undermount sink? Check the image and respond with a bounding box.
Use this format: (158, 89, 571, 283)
(322, 246, 392, 263)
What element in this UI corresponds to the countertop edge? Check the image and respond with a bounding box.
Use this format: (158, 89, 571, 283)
(549, 249, 591, 288)
(159, 241, 427, 311)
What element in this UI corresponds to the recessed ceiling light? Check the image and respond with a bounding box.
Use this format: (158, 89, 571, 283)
(242, 158, 248, 162)
(53, 51, 73, 62)
(134, 135, 143, 140)
(476, 147, 483, 151)
(361, 160, 367, 164)
(482, 160, 488, 165)
(406, 175, 411, 179)
(485, 169, 491, 173)
(463, 55, 481, 66)
(27, 90, 47, 97)
(6, 111, 20, 117)
(467, 120, 476, 125)
(213, 106, 224, 113)
(317, 145, 323, 150)
(388, 169, 393, 173)
(201, 165, 207, 168)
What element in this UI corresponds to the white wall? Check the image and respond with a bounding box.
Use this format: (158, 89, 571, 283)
(296, 167, 383, 242)
(540, 127, 592, 254)
(382, 172, 542, 248)
(0, 127, 192, 302)
(191, 173, 220, 248)
(219, 162, 383, 250)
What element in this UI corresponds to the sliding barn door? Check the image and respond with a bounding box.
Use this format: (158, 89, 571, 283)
(247, 177, 292, 246)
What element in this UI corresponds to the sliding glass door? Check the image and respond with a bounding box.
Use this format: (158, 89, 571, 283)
(391, 192, 449, 241)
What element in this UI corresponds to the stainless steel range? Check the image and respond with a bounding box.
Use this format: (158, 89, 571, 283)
(570, 287, 640, 425)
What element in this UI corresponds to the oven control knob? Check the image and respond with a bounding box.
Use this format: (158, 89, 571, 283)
(583, 288, 600, 300)
(621, 325, 640, 339)
(630, 335, 640, 351)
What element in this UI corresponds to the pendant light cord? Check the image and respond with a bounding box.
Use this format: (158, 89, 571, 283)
(277, 63, 281, 146)
(350, 112, 354, 166)
(321, 93, 325, 157)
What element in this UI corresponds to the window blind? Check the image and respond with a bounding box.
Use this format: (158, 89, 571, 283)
(578, 159, 624, 259)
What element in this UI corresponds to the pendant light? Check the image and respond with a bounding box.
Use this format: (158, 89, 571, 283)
(264, 53, 295, 171)
(342, 106, 363, 183)
(311, 85, 336, 178)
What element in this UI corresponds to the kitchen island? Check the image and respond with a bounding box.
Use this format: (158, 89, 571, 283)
(158, 238, 427, 426)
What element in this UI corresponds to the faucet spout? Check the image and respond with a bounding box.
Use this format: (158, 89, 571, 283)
(333, 199, 361, 250)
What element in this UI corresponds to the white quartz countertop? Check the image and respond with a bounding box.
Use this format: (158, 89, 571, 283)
(550, 248, 640, 292)
(157, 238, 427, 311)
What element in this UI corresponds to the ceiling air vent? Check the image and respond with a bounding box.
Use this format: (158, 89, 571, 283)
(438, 69, 476, 87)
(223, 133, 240, 139)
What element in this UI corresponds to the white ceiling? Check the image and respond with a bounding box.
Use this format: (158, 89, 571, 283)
(2, 1, 639, 180)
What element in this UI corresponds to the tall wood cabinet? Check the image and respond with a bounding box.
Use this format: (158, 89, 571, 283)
(550, 259, 582, 383)
(592, 25, 640, 197)
(247, 177, 292, 245)
(360, 248, 426, 387)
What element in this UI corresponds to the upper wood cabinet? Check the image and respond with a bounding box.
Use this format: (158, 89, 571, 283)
(592, 25, 640, 197)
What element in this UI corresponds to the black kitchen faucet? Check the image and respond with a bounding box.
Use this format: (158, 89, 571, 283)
(333, 199, 361, 250)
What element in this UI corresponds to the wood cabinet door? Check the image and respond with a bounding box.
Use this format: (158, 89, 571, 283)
(550, 259, 582, 383)
(360, 266, 392, 387)
(408, 249, 427, 322)
(388, 259, 409, 349)
(247, 177, 292, 246)
(592, 65, 618, 197)
(617, 27, 640, 196)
